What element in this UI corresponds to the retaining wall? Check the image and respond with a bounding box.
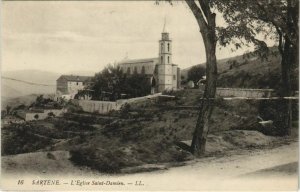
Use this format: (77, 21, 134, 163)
(73, 93, 162, 114)
(216, 88, 274, 98)
(73, 100, 121, 114)
(19, 109, 65, 121)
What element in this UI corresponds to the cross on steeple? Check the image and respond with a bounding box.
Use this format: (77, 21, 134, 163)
(163, 16, 167, 33)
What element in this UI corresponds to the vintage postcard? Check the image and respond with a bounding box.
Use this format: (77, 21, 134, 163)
(1, 0, 299, 191)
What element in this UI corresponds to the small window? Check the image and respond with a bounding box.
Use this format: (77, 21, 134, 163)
(76, 82, 78, 85)
(168, 56, 170, 63)
(141, 66, 145, 74)
(168, 43, 170, 52)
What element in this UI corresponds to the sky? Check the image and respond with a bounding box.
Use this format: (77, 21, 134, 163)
(2, 1, 275, 74)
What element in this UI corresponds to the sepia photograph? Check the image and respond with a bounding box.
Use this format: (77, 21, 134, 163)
(1, 0, 299, 191)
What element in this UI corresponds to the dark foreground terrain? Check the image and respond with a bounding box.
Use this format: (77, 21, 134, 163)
(2, 89, 298, 174)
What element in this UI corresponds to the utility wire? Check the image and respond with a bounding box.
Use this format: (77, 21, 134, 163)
(2, 76, 56, 87)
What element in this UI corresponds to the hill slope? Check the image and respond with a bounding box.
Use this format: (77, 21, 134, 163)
(180, 48, 294, 89)
(1, 70, 60, 98)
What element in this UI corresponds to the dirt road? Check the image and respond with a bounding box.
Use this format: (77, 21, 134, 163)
(113, 141, 298, 191)
(2, 141, 298, 191)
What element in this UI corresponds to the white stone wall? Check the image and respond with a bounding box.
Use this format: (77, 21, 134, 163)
(24, 109, 64, 121)
(74, 93, 162, 114)
(25, 113, 47, 121)
(75, 100, 120, 114)
(216, 88, 274, 98)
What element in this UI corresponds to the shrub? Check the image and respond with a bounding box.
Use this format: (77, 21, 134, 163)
(70, 147, 139, 173)
(119, 103, 131, 118)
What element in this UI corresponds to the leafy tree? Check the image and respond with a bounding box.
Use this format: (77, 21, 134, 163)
(215, 0, 298, 135)
(155, 0, 218, 156)
(90, 64, 152, 100)
(90, 64, 127, 100)
(187, 65, 206, 84)
(157, 0, 298, 156)
(184, 0, 218, 156)
(30, 95, 54, 108)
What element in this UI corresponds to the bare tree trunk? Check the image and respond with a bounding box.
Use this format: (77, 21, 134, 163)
(280, 38, 293, 135)
(191, 30, 217, 156)
(185, 0, 218, 157)
(276, 0, 298, 135)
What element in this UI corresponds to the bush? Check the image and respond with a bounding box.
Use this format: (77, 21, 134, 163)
(119, 103, 131, 118)
(66, 102, 83, 113)
(70, 147, 139, 173)
(2, 124, 53, 155)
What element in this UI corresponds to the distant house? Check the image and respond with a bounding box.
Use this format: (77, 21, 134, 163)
(56, 75, 93, 100)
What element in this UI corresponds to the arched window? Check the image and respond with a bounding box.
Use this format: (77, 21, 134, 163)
(161, 43, 163, 52)
(168, 43, 170, 52)
(127, 67, 131, 75)
(168, 56, 170, 63)
(141, 66, 145, 74)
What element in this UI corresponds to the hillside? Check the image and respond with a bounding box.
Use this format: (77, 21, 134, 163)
(180, 48, 295, 89)
(2, 70, 60, 98)
(1, 70, 97, 99)
(1, 94, 53, 109)
(217, 51, 282, 89)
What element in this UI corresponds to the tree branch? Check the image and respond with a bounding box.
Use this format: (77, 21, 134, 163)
(198, 0, 209, 20)
(185, 0, 208, 30)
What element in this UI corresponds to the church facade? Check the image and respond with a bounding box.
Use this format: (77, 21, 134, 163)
(118, 31, 180, 93)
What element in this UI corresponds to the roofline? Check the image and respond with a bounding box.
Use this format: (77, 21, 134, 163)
(57, 75, 93, 82)
(118, 57, 159, 65)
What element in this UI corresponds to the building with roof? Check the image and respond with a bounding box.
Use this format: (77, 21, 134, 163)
(118, 30, 180, 93)
(56, 75, 93, 100)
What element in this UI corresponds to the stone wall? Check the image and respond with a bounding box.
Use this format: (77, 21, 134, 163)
(73, 100, 121, 114)
(18, 109, 65, 121)
(216, 88, 274, 98)
(73, 93, 162, 114)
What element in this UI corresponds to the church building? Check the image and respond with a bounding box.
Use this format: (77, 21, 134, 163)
(118, 30, 180, 93)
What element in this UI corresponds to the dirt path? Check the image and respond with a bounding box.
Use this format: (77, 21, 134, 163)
(2, 141, 298, 191)
(114, 141, 298, 190)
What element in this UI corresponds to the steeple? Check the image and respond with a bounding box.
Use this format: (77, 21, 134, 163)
(157, 26, 173, 92)
(162, 16, 167, 33)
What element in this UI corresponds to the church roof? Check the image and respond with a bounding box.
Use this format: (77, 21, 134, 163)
(119, 57, 159, 65)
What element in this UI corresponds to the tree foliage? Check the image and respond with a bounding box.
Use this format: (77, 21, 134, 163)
(215, 0, 298, 135)
(90, 64, 152, 101)
(187, 65, 206, 84)
(156, 0, 298, 156)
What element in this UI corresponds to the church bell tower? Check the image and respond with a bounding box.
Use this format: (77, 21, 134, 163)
(157, 25, 173, 92)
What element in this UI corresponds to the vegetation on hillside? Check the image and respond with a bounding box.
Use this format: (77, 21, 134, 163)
(3, 88, 297, 173)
